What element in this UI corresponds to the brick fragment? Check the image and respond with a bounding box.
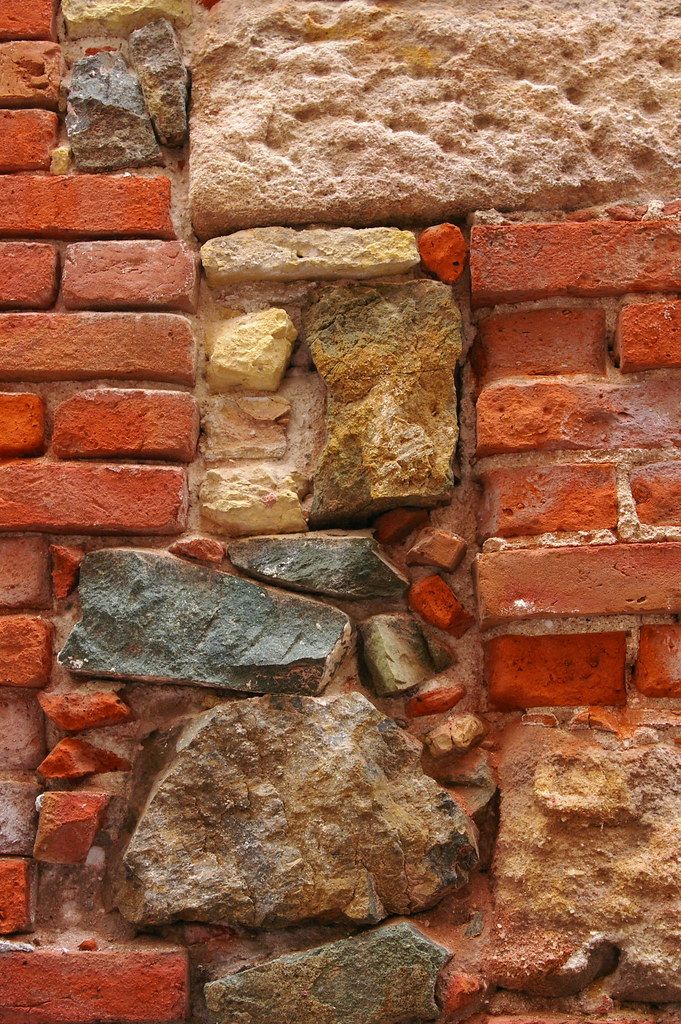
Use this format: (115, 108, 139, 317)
(0, 690, 44, 769)
(0, 174, 173, 239)
(38, 738, 131, 780)
(476, 378, 680, 456)
(616, 301, 681, 372)
(0, 393, 45, 455)
(0, 616, 52, 687)
(634, 625, 681, 698)
(631, 463, 681, 526)
(0, 461, 188, 535)
(169, 536, 224, 565)
(0, 42, 60, 109)
(405, 685, 466, 718)
(373, 508, 429, 544)
(408, 575, 474, 637)
(418, 224, 466, 284)
(0, 0, 55, 41)
(0, 537, 50, 609)
(470, 221, 681, 306)
(475, 543, 681, 627)
(0, 858, 33, 934)
(50, 544, 83, 599)
(0, 948, 189, 1024)
(0, 244, 57, 311)
(52, 389, 199, 461)
(485, 632, 627, 709)
(473, 307, 607, 383)
(33, 790, 109, 864)
(478, 464, 618, 539)
(0, 110, 58, 172)
(38, 690, 132, 731)
(406, 529, 466, 571)
(0, 777, 39, 855)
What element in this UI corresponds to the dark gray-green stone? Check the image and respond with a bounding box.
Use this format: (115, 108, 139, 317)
(359, 613, 454, 696)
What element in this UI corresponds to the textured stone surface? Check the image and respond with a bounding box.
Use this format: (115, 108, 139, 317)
(424, 714, 486, 758)
(206, 309, 297, 393)
(201, 469, 307, 536)
(62, 0, 192, 37)
(202, 395, 290, 461)
(67, 53, 160, 172)
(129, 18, 188, 147)
(0, 777, 38, 855)
(307, 282, 460, 525)
(189, 1, 679, 236)
(117, 692, 476, 927)
(359, 613, 453, 697)
(228, 534, 407, 600)
(60, 550, 350, 695)
(205, 922, 449, 1024)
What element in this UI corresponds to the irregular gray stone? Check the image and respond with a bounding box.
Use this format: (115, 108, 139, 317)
(67, 53, 161, 171)
(116, 692, 477, 928)
(59, 550, 350, 696)
(0, 776, 38, 855)
(359, 613, 453, 697)
(204, 922, 450, 1024)
(128, 18, 189, 148)
(228, 534, 408, 600)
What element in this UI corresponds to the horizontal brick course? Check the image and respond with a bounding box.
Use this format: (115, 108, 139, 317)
(63, 241, 199, 312)
(0, 858, 33, 934)
(0, 110, 58, 172)
(634, 624, 681, 698)
(0, 41, 60, 109)
(0, 615, 52, 688)
(0, 393, 45, 455)
(616, 300, 681, 372)
(0, 0, 55, 41)
(0, 537, 49, 609)
(631, 463, 681, 526)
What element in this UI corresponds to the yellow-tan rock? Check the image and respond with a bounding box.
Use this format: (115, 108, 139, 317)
(200, 468, 307, 536)
(202, 395, 290, 461)
(205, 309, 297, 393)
(62, 0, 192, 37)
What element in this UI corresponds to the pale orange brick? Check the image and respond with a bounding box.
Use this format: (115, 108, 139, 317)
(634, 624, 681, 698)
(0, 393, 45, 455)
(631, 463, 681, 526)
(616, 300, 681, 372)
(0, 41, 60, 109)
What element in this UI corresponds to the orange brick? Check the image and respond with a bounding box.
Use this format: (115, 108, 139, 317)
(39, 690, 132, 732)
(0, 393, 45, 455)
(0, 461, 187, 535)
(405, 685, 466, 718)
(0, 41, 60, 109)
(616, 300, 681, 372)
(52, 389, 199, 462)
(0, 537, 49, 609)
(0, 0, 55, 41)
(408, 575, 474, 637)
(38, 738, 131, 780)
(50, 544, 83, 599)
(373, 508, 429, 544)
(0, 615, 52, 688)
(0, 858, 33, 934)
(418, 223, 467, 284)
(631, 463, 681, 526)
(475, 543, 681, 628)
(0, 244, 57, 310)
(476, 378, 679, 456)
(169, 536, 225, 565)
(470, 220, 681, 306)
(405, 529, 466, 571)
(634, 624, 681, 697)
(478, 464, 618, 539)
(0, 314, 195, 384)
(0, 110, 58, 172)
(485, 632, 627, 709)
(473, 307, 606, 383)
(0, 175, 173, 239)
(33, 791, 109, 864)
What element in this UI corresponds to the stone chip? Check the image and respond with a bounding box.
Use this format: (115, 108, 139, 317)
(360, 613, 454, 697)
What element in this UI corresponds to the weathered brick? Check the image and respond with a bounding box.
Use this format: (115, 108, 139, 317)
(470, 220, 681, 306)
(0, 41, 60, 109)
(0, 393, 45, 456)
(405, 685, 466, 718)
(0, 461, 188, 535)
(473, 307, 607, 383)
(476, 378, 679, 456)
(0, 948, 189, 1023)
(0, 777, 38, 855)
(373, 508, 430, 544)
(0, 689, 44, 769)
(50, 544, 83, 599)
(418, 224, 466, 285)
(0, 314, 195, 384)
(0, 110, 58, 172)
(38, 690, 132, 731)
(33, 791, 109, 864)
(0, 858, 33, 934)
(63, 241, 199, 313)
(634, 625, 681, 698)
(616, 300, 681, 372)
(0, 244, 57, 310)
(0, 175, 173, 239)
(0, 0, 55, 41)
(478, 464, 618, 539)
(485, 632, 627, 709)
(0, 615, 52, 688)
(38, 738, 131, 780)
(52, 389, 199, 461)
(405, 529, 466, 571)
(475, 543, 681, 627)
(0, 537, 50, 609)
(408, 575, 474, 637)
(631, 463, 681, 526)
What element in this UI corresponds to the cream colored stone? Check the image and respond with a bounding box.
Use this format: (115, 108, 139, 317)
(205, 308, 297, 393)
(200, 468, 308, 536)
(202, 395, 290, 461)
(425, 714, 486, 758)
(49, 146, 71, 175)
(62, 0, 192, 37)
(200, 227, 419, 285)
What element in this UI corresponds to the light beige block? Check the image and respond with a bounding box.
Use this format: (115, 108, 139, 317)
(200, 469, 307, 536)
(62, 0, 192, 37)
(206, 308, 297, 393)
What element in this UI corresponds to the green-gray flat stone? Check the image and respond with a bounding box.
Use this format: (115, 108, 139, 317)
(360, 613, 454, 696)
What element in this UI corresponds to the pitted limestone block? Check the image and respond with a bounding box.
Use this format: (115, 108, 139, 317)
(116, 692, 477, 928)
(128, 19, 188, 148)
(359, 613, 453, 697)
(202, 395, 290, 461)
(62, 0, 192, 37)
(205, 309, 297, 393)
(200, 468, 308, 536)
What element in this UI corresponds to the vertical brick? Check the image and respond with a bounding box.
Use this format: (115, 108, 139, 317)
(0, 110, 58, 172)
(631, 463, 681, 526)
(34, 791, 109, 864)
(0, 689, 45, 768)
(408, 575, 474, 637)
(0, 393, 45, 455)
(0, 615, 52, 688)
(0, 777, 39, 855)
(0, 42, 61, 109)
(616, 300, 681, 372)
(0, 0, 55, 41)
(0, 858, 33, 934)
(0, 537, 50, 609)
(634, 625, 681, 697)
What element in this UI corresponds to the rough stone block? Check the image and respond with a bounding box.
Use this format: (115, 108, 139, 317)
(62, 0, 192, 37)
(0, 537, 50, 609)
(0, 394, 45, 457)
(206, 308, 297, 392)
(359, 613, 453, 697)
(128, 18, 188, 147)
(201, 468, 307, 536)
(202, 395, 290, 461)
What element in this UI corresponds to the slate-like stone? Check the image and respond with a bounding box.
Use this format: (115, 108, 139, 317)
(228, 534, 408, 600)
(59, 550, 350, 695)
(66, 53, 161, 172)
(116, 692, 477, 928)
(306, 282, 461, 526)
(128, 18, 188, 148)
(204, 922, 450, 1024)
(360, 613, 454, 697)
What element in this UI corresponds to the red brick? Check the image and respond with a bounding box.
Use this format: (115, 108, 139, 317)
(0, 461, 188, 535)
(616, 300, 681, 372)
(0, 244, 57, 310)
(406, 529, 466, 571)
(0, 689, 44, 768)
(476, 378, 679, 456)
(50, 544, 83, 599)
(0, 858, 33, 934)
(0, 393, 45, 455)
(63, 241, 199, 313)
(0, 615, 52, 687)
(169, 536, 225, 565)
(634, 624, 681, 698)
(475, 542, 681, 627)
(408, 575, 475, 637)
(0, 0, 55, 41)
(52, 389, 199, 461)
(418, 224, 466, 284)
(485, 632, 627, 710)
(0, 110, 57, 172)
(631, 463, 681, 526)
(0, 175, 173, 239)
(38, 690, 132, 731)
(0, 948, 189, 1023)
(373, 507, 430, 544)
(0, 41, 60, 109)
(470, 220, 681, 306)
(0, 537, 49, 609)
(478, 464, 618, 539)
(38, 738, 131, 780)
(0, 314, 195, 384)
(33, 791, 109, 864)
(472, 307, 607, 383)
(405, 685, 466, 718)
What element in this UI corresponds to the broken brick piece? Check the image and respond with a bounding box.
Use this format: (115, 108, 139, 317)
(406, 529, 466, 571)
(408, 575, 474, 637)
(418, 223, 467, 284)
(50, 544, 83, 599)
(169, 537, 224, 565)
(38, 738, 131, 780)
(0, 858, 33, 933)
(33, 790, 109, 864)
(373, 508, 429, 544)
(38, 690, 132, 732)
(405, 685, 466, 718)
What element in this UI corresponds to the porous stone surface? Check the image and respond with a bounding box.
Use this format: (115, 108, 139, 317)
(205, 309, 297, 393)
(59, 549, 350, 695)
(66, 53, 160, 172)
(200, 468, 308, 536)
(116, 692, 476, 927)
(204, 922, 450, 1024)
(62, 0, 192, 37)
(128, 18, 188, 147)
(228, 534, 408, 600)
(202, 395, 290, 461)
(359, 613, 453, 697)
(306, 281, 461, 526)
(189, 0, 679, 236)
(0, 777, 38, 855)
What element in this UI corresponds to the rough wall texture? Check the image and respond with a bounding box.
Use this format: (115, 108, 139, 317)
(0, 2, 680, 1024)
